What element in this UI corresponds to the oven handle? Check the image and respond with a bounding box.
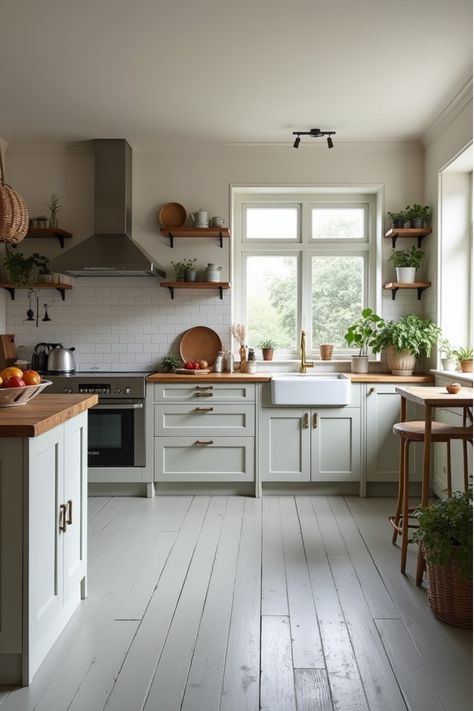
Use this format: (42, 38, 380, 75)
(93, 403, 144, 410)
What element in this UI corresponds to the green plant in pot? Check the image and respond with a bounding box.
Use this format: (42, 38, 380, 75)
(372, 314, 441, 375)
(387, 210, 407, 229)
(160, 353, 181, 372)
(454, 346, 473, 373)
(344, 307, 384, 374)
(3, 249, 49, 287)
(405, 203, 431, 228)
(413, 490, 472, 628)
(388, 246, 424, 284)
(258, 338, 277, 361)
(439, 338, 458, 371)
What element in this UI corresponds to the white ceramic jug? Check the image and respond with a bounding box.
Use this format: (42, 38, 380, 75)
(190, 209, 208, 227)
(205, 263, 222, 282)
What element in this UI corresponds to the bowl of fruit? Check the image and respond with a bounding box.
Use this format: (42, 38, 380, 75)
(0, 366, 51, 407)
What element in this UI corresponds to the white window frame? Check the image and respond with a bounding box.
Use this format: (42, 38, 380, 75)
(232, 189, 379, 360)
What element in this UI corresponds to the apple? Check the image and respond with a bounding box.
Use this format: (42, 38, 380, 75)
(5, 376, 26, 388)
(22, 370, 42, 386)
(199, 360, 208, 369)
(192, 361, 200, 369)
(184, 361, 195, 369)
(1, 366, 23, 381)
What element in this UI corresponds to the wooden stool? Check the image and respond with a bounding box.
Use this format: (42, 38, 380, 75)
(390, 420, 472, 574)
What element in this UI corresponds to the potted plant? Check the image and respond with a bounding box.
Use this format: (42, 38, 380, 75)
(439, 338, 458, 371)
(3, 249, 49, 287)
(183, 258, 197, 282)
(413, 490, 472, 629)
(372, 314, 441, 375)
(454, 346, 473, 373)
(160, 353, 181, 373)
(405, 204, 431, 228)
(34, 253, 52, 282)
(388, 245, 424, 283)
(44, 192, 61, 229)
(170, 260, 186, 281)
(344, 307, 384, 374)
(258, 338, 277, 361)
(387, 210, 407, 229)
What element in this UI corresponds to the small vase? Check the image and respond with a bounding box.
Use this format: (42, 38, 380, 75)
(239, 345, 247, 372)
(50, 216, 58, 229)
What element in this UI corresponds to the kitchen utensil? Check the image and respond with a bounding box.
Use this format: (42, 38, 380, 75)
(189, 210, 209, 228)
(31, 342, 62, 373)
(47, 345, 76, 374)
(158, 202, 186, 228)
(0, 379, 51, 407)
(179, 326, 222, 366)
(0, 334, 17, 368)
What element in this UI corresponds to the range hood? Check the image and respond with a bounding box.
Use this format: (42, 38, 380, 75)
(51, 139, 166, 277)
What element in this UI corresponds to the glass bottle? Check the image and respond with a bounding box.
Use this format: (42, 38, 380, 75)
(239, 344, 247, 373)
(247, 348, 257, 374)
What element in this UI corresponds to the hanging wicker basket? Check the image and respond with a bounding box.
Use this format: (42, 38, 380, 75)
(0, 150, 29, 244)
(425, 554, 472, 629)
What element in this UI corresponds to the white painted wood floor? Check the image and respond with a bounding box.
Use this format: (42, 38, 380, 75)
(1, 496, 471, 711)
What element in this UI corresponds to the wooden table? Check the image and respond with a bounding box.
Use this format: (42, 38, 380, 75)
(395, 385, 473, 585)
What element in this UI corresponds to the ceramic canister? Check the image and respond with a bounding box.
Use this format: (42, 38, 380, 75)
(205, 263, 222, 282)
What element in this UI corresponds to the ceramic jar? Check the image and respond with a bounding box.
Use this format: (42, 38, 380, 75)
(205, 263, 222, 282)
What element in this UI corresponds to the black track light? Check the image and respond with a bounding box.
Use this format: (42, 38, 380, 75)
(291, 128, 336, 149)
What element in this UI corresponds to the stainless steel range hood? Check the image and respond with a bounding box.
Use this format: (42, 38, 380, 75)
(51, 139, 166, 277)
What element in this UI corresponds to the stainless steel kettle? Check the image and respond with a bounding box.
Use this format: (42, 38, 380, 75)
(47, 345, 77, 374)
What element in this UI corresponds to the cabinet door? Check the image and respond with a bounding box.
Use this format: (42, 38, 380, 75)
(260, 408, 310, 481)
(311, 407, 361, 481)
(27, 426, 64, 682)
(63, 412, 87, 611)
(365, 384, 420, 482)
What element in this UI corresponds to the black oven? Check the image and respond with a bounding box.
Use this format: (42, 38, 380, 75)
(87, 399, 145, 467)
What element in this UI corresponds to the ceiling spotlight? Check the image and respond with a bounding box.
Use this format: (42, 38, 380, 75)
(291, 128, 336, 149)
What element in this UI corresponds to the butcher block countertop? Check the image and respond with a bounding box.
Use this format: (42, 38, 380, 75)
(147, 372, 434, 384)
(0, 394, 98, 438)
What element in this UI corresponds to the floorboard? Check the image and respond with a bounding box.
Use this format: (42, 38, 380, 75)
(1, 495, 471, 711)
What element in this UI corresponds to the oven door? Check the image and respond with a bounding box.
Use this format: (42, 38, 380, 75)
(87, 400, 145, 467)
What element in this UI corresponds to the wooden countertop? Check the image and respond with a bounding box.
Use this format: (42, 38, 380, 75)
(147, 371, 434, 384)
(0, 394, 98, 438)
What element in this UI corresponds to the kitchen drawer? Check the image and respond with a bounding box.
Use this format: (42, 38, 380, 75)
(155, 436, 254, 482)
(154, 404, 255, 437)
(153, 383, 255, 403)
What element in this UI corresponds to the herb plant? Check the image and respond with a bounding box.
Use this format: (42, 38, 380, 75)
(388, 245, 424, 269)
(372, 314, 441, 358)
(3, 249, 50, 286)
(439, 338, 458, 361)
(160, 354, 181, 372)
(454, 346, 473, 361)
(258, 339, 277, 350)
(405, 203, 431, 225)
(344, 308, 384, 356)
(413, 490, 472, 579)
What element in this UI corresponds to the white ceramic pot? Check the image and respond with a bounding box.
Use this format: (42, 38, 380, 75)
(386, 346, 416, 376)
(395, 267, 416, 283)
(441, 357, 457, 371)
(351, 355, 369, 374)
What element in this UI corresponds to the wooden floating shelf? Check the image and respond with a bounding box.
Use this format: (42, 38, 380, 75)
(384, 228, 431, 248)
(160, 281, 231, 300)
(23, 228, 73, 249)
(0, 282, 73, 301)
(383, 281, 431, 301)
(159, 227, 230, 248)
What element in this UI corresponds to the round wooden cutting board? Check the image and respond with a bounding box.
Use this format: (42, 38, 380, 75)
(179, 326, 222, 366)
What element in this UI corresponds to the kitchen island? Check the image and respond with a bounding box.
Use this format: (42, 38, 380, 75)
(0, 394, 97, 686)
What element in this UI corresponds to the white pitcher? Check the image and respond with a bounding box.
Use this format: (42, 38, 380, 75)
(189, 209, 208, 227)
(205, 263, 222, 282)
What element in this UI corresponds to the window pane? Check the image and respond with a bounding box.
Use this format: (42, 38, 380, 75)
(312, 208, 365, 239)
(312, 256, 364, 348)
(246, 256, 297, 349)
(246, 207, 298, 239)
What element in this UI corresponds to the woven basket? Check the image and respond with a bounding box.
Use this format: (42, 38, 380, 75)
(0, 151, 29, 244)
(425, 555, 472, 629)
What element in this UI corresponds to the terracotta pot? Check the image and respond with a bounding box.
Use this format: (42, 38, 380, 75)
(262, 348, 274, 361)
(386, 346, 416, 376)
(459, 359, 473, 373)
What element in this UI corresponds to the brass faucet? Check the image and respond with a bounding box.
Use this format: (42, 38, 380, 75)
(299, 330, 314, 374)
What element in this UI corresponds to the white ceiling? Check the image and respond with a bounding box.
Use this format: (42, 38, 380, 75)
(1, 0, 472, 146)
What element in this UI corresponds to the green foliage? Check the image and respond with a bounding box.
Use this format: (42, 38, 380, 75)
(344, 308, 384, 356)
(258, 339, 276, 350)
(387, 210, 407, 222)
(171, 258, 197, 277)
(439, 338, 458, 360)
(372, 314, 441, 358)
(3, 249, 50, 285)
(454, 346, 473, 361)
(388, 246, 424, 269)
(160, 353, 181, 372)
(405, 203, 431, 224)
(413, 490, 473, 579)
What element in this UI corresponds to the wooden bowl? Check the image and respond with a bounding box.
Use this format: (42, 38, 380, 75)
(446, 382, 461, 394)
(158, 202, 186, 228)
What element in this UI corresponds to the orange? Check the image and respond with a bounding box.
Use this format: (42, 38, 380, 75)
(0, 367, 23, 381)
(23, 370, 42, 386)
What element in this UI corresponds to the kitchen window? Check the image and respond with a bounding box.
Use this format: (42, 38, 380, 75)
(233, 190, 377, 358)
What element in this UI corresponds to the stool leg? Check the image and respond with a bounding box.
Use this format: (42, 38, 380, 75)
(401, 439, 410, 574)
(446, 440, 452, 497)
(462, 440, 469, 491)
(392, 437, 405, 544)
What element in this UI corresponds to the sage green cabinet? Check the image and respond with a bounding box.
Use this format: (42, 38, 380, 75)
(260, 406, 361, 482)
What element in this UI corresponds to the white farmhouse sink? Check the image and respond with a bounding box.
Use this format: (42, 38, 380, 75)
(271, 373, 351, 406)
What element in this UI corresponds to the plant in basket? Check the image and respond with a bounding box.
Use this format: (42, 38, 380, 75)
(413, 490, 472, 628)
